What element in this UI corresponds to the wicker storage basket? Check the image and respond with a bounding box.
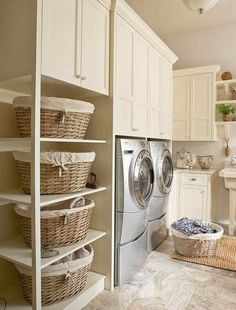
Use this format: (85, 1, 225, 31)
(170, 223, 223, 257)
(12, 151, 95, 194)
(15, 245, 94, 305)
(13, 96, 95, 138)
(15, 198, 94, 248)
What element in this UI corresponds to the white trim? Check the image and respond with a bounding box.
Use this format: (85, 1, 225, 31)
(174, 65, 221, 77)
(97, 0, 111, 10)
(112, 0, 178, 64)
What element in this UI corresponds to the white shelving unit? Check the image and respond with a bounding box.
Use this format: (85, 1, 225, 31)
(0, 229, 106, 269)
(0, 1, 112, 308)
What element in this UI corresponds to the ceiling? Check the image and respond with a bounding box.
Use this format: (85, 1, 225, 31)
(125, 0, 236, 38)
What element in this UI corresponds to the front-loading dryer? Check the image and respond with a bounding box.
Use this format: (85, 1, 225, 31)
(148, 142, 173, 251)
(115, 138, 154, 285)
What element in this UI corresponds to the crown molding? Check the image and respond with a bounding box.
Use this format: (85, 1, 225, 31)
(97, 0, 112, 10)
(174, 65, 221, 76)
(112, 0, 178, 64)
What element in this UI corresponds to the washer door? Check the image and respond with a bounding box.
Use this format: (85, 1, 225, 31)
(129, 149, 154, 208)
(157, 149, 173, 195)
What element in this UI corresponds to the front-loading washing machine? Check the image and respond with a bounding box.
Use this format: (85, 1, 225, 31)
(148, 141, 173, 251)
(115, 138, 154, 285)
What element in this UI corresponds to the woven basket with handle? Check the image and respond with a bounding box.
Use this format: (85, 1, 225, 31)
(15, 160, 92, 194)
(15, 245, 94, 305)
(15, 199, 94, 248)
(170, 222, 223, 257)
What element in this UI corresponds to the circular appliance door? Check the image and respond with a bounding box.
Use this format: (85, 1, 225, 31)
(129, 150, 154, 208)
(157, 149, 173, 195)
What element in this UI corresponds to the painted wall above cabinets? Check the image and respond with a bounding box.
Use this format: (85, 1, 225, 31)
(112, 0, 178, 139)
(42, 0, 110, 95)
(173, 65, 220, 141)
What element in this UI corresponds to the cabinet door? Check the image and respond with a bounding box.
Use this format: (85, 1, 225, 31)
(42, 0, 78, 84)
(159, 57, 172, 139)
(80, 0, 109, 95)
(173, 76, 190, 140)
(115, 15, 134, 136)
(190, 73, 213, 141)
(148, 47, 161, 138)
(132, 32, 149, 137)
(179, 185, 207, 220)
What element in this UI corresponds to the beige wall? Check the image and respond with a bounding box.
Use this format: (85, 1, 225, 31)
(164, 21, 236, 223)
(164, 20, 236, 77)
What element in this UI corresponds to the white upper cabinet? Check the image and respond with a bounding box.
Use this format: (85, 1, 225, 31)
(42, 0, 110, 95)
(42, 0, 77, 84)
(173, 66, 219, 141)
(80, 0, 109, 94)
(114, 6, 177, 138)
(160, 56, 172, 139)
(115, 15, 134, 136)
(191, 73, 212, 141)
(173, 76, 190, 140)
(132, 32, 149, 137)
(148, 47, 161, 138)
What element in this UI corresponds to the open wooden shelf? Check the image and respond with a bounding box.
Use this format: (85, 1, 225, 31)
(40, 137, 107, 143)
(0, 229, 106, 269)
(1, 271, 104, 310)
(216, 79, 236, 88)
(215, 121, 236, 126)
(0, 137, 107, 152)
(0, 186, 107, 206)
(215, 100, 236, 105)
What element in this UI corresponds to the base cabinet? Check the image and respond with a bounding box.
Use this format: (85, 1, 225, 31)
(179, 185, 208, 220)
(169, 171, 216, 225)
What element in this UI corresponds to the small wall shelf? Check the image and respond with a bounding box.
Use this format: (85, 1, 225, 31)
(215, 121, 236, 126)
(215, 100, 236, 105)
(216, 79, 236, 88)
(1, 272, 105, 310)
(0, 187, 107, 207)
(0, 138, 107, 152)
(0, 229, 106, 269)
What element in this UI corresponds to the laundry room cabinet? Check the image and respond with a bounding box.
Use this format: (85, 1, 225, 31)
(114, 11, 177, 139)
(169, 170, 217, 225)
(42, 0, 110, 95)
(173, 66, 220, 141)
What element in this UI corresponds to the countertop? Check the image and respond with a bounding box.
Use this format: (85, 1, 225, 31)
(174, 168, 217, 175)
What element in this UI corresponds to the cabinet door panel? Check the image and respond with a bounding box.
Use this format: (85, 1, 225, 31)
(149, 48, 161, 138)
(191, 73, 212, 141)
(160, 57, 172, 139)
(115, 16, 134, 136)
(132, 33, 149, 136)
(173, 76, 190, 140)
(81, 0, 109, 95)
(42, 0, 77, 83)
(179, 185, 207, 220)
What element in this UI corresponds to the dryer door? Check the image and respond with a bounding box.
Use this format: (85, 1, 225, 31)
(157, 149, 173, 195)
(129, 149, 154, 208)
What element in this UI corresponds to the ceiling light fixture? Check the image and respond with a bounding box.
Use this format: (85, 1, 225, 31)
(183, 0, 219, 14)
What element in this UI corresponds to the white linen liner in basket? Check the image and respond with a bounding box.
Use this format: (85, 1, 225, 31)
(12, 151, 96, 165)
(13, 96, 95, 114)
(14, 199, 95, 219)
(170, 223, 223, 241)
(15, 245, 94, 277)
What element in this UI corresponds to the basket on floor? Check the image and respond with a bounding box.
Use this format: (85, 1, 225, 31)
(13, 96, 95, 138)
(15, 245, 94, 305)
(170, 223, 223, 257)
(12, 151, 95, 194)
(15, 198, 94, 248)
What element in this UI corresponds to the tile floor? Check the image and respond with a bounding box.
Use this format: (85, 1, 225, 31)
(85, 235, 236, 310)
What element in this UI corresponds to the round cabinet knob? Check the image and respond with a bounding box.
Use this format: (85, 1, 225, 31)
(76, 74, 81, 79)
(81, 76, 87, 81)
(191, 178, 197, 181)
